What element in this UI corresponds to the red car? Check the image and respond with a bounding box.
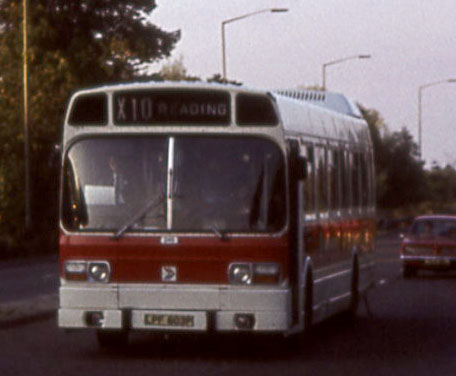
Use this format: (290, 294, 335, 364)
(400, 215, 456, 277)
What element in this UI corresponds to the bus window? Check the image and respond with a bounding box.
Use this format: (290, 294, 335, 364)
(304, 144, 315, 216)
(62, 137, 168, 232)
(360, 153, 369, 207)
(172, 136, 286, 233)
(236, 93, 279, 126)
(351, 152, 361, 208)
(368, 152, 376, 207)
(329, 149, 340, 212)
(68, 93, 107, 126)
(316, 147, 328, 216)
(339, 149, 349, 209)
(62, 135, 286, 234)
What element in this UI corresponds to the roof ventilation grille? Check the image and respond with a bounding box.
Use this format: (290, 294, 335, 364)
(273, 89, 362, 118)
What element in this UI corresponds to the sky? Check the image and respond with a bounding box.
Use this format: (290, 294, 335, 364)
(149, 0, 456, 166)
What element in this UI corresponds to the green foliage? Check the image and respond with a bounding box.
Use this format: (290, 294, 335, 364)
(207, 74, 242, 86)
(360, 105, 428, 212)
(0, 0, 179, 255)
(156, 56, 201, 82)
(424, 164, 456, 213)
(143, 57, 242, 85)
(378, 128, 427, 208)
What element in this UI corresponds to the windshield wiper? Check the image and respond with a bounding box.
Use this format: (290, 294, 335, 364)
(210, 224, 229, 241)
(112, 196, 164, 240)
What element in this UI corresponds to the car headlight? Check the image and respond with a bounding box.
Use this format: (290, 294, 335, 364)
(87, 261, 111, 283)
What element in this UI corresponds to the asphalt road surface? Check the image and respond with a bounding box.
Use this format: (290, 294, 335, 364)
(1, 234, 456, 376)
(0, 254, 58, 304)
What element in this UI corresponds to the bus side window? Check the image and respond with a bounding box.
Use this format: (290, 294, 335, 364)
(351, 152, 360, 209)
(304, 145, 315, 216)
(360, 153, 369, 208)
(316, 146, 328, 217)
(368, 151, 376, 208)
(329, 149, 340, 212)
(340, 149, 349, 210)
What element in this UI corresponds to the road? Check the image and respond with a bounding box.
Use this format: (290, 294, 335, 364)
(0, 254, 58, 303)
(2, 234, 456, 375)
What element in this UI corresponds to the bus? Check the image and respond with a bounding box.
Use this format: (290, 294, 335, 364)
(58, 82, 376, 347)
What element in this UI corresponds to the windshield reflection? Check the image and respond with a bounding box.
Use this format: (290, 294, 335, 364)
(62, 136, 286, 234)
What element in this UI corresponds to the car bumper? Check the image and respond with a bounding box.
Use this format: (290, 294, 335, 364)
(400, 255, 456, 269)
(58, 283, 291, 333)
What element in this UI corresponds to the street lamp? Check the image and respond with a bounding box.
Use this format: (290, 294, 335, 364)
(321, 54, 371, 90)
(221, 8, 289, 81)
(418, 78, 456, 158)
(22, 0, 31, 231)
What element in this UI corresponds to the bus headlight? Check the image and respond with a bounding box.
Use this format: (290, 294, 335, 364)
(87, 261, 111, 283)
(229, 264, 252, 285)
(228, 262, 281, 285)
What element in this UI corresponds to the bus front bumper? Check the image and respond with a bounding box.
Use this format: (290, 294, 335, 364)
(58, 283, 291, 332)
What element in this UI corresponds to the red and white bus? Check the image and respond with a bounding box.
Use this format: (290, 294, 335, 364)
(58, 82, 376, 347)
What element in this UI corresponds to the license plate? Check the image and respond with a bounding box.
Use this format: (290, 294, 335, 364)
(424, 258, 450, 266)
(144, 314, 195, 328)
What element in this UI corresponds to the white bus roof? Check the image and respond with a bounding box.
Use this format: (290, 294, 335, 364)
(65, 81, 371, 147)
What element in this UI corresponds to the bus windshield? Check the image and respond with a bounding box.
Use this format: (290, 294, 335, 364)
(62, 136, 286, 234)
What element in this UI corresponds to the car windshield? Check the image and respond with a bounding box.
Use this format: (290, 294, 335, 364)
(410, 218, 456, 239)
(61, 135, 286, 234)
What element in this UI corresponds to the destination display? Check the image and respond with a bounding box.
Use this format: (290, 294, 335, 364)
(113, 90, 231, 125)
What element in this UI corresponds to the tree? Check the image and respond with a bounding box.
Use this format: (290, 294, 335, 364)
(0, 1, 180, 254)
(157, 56, 200, 82)
(360, 105, 427, 210)
(207, 73, 242, 86)
(425, 164, 456, 212)
(378, 128, 427, 208)
(141, 57, 242, 84)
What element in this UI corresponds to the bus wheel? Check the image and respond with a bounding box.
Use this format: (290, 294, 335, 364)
(96, 330, 129, 349)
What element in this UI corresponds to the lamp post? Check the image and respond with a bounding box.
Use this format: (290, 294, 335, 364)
(418, 78, 456, 158)
(221, 8, 288, 81)
(22, 0, 31, 231)
(321, 54, 371, 90)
